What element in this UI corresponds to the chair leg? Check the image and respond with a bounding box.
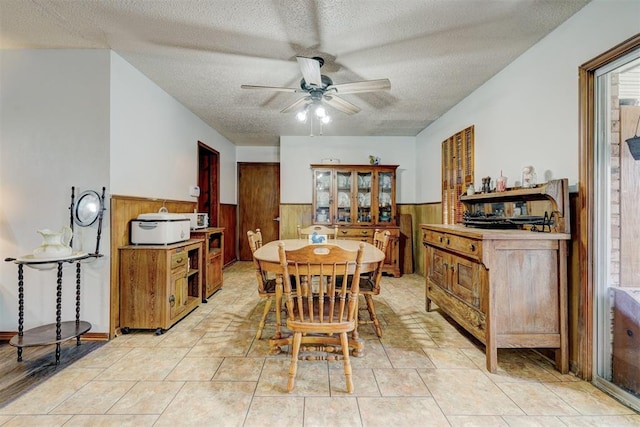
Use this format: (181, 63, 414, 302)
(256, 297, 272, 340)
(287, 332, 302, 393)
(363, 294, 382, 338)
(340, 331, 354, 393)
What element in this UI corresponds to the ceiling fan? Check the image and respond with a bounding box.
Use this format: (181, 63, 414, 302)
(241, 56, 391, 117)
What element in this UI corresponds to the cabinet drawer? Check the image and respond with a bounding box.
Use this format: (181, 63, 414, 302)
(448, 235, 481, 260)
(171, 251, 188, 270)
(338, 228, 374, 239)
(422, 230, 481, 261)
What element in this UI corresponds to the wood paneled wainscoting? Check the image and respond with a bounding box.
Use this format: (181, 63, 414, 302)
(109, 195, 196, 339)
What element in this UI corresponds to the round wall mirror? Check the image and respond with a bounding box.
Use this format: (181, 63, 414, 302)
(74, 190, 103, 227)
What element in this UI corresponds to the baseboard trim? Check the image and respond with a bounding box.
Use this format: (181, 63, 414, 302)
(0, 331, 109, 342)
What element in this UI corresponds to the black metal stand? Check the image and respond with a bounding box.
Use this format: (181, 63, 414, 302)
(5, 255, 95, 364)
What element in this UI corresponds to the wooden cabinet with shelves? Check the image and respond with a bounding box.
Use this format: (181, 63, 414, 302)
(421, 179, 570, 373)
(190, 227, 224, 301)
(311, 164, 397, 226)
(119, 239, 202, 334)
(311, 164, 400, 277)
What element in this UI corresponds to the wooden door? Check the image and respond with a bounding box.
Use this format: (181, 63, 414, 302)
(238, 163, 280, 261)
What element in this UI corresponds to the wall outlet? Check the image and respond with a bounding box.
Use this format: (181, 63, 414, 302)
(189, 185, 200, 197)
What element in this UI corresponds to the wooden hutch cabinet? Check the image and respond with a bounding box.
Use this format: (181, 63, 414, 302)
(119, 239, 202, 334)
(421, 179, 570, 373)
(190, 227, 224, 301)
(311, 164, 400, 277)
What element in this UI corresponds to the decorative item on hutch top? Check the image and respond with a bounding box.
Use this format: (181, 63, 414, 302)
(496, 172, 507, 192)
(521, 165, 536, 188)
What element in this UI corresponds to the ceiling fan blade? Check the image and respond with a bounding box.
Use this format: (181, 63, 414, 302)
(241, 84, 299, 93)
(296, 56, 323, 87)
(323, 94, 361, 115)
(280, 96, 310, 114)
(327, 79, 391, 94)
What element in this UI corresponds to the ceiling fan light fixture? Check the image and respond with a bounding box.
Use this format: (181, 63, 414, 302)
(296, 109, 308, 122)
(315, 105, 327, 118)
(321, 115, 331, 124)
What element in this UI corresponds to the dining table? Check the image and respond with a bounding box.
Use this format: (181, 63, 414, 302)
(252, 239, 385, 356)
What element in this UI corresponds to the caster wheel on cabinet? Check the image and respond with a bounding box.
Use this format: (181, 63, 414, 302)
(121, 327, 130, 335)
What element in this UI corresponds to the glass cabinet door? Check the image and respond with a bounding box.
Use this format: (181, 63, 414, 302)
(356, 171, 373, 224)
(335, 170, 354, 224)
(377, 171, 394, 223)
(313, 169, 332, 224)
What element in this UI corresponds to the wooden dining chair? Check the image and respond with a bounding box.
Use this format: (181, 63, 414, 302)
(358, 229, 390, 337)
(278, 242, 365, 393)
(247, 229, 278, 339)
(297, 224, 338, 242)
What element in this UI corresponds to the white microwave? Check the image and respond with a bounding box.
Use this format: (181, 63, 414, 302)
(184, 213, 209, 229)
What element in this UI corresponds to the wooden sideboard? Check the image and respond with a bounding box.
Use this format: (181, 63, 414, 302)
(421, 179, 571, 373)
(422, 225, 569, 373)
(190, 227, 224, 300)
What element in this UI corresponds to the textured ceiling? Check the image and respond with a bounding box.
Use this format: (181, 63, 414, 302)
(0, 0, 590, 146)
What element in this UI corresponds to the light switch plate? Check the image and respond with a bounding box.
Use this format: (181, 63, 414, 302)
(189, 185, 200, 197)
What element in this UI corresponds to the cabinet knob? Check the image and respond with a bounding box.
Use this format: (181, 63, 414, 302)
(169, 295, 175, 307)
(176, 258, 184, 264)
(470, 243, 476, 251)
(439, 236, 443, 243)
(446, 238, 450, 245)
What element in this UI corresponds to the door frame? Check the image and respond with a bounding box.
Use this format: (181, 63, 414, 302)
(197, 142, 220, 226)
(578, 33, 640, 380)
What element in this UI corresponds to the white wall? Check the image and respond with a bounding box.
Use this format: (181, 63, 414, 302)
(416, 0, 640, 203)
(280, 136, 417, 203)
(0, 50, 239, 334)
(0, 50, 111, 331)
(110, 52, 238, 204)
(236, 145, 280, 163)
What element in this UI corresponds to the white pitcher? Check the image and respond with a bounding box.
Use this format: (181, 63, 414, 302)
(33, 226, 73, 259)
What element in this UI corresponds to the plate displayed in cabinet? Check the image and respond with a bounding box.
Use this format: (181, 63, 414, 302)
(338, 175, 350, 188)
(358, 175, 371, 188)
(358, 192, 371, 207)
(338, 192, 350, 207)
(317, 191, 330, 206)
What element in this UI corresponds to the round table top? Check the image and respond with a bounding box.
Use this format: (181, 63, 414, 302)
(253, 239, 385, 264)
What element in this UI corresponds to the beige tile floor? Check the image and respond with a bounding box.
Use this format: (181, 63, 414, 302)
(1, 261, 639, 426)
